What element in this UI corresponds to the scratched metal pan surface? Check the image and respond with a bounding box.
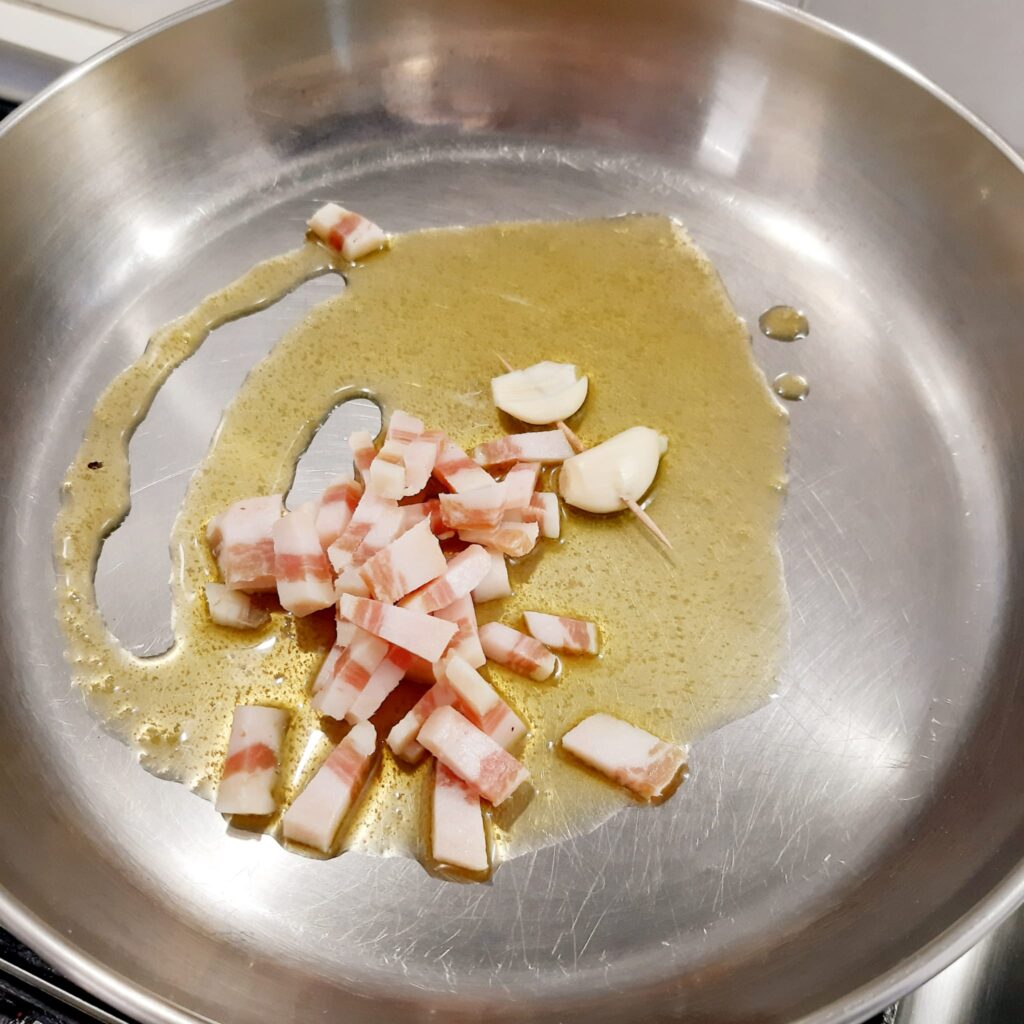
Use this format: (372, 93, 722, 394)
(0, 0, 1023, 1021)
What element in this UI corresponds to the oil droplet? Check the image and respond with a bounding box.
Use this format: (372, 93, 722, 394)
(773, 372, 809, 401)
(759, 305, 809, 341)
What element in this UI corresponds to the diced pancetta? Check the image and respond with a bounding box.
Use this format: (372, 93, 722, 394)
(402, 437, 440, 496)
(478, 621, 557, 682)
(307, 203, 386, 262)
(459, 521, 539, 558)
(432, 437, 494, 493)
(206, 494, 282, 592)
(472, 431, 575, 468)
(471, 550, 512, 603)
(438, 483, 506, 531)
(387, 679, 457, 763)
(338, 595, 457, 662)
(313, 644, 342, 694)
(346, 645, 413, 723)
(314, 476, 362, 550)
(215, 705, 289, 815)
(350, 504, 405, 566)
(204, 583, 268, 630)
(312, 627, 390, 719)
(386, 410, 425, 445)
(432, 763, 488, 874)
(348, 430, 377, 483)
(417, 706, 528, 806)
(281, 721, 377, 851)
(272, 502, 335, 616)
(433, 593, 485, 668)
(440, 653, 526, 749)
(531, 492, 560, 539)
(398, 498, 452, 540)
(523, 611, 600, 654)
(328, 490, 404, 572)
(368, 450, 406, 499)
(359, 519, 447, 604)
(335, 564, 371, 600)
(400, 545, 492, 614)
(369, 411, 439, 499)
(501, 463, 540, 511)
(561, 714, 687, 799)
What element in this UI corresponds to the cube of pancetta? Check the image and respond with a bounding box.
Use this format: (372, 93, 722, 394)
(523, 611, 599, 654)
(417, 706, 528, 805)
(281, 721, 377, 851)
(338, 594, 457, 662)
(432, 763, 488, 874)
(359, 519, 447, 604)
(478, 621, 557, 682)
(561, 714, 687, 800)
(307, 203, 386, 262)
(471, 550, 512, 603)
(272, 502, 335, 616)
(473, 431, 574, 468)
(433, 593, 485, 668)
(204, 583, 268, 630)
(400, 545, 491, 614)
(206, 494, 283, 592)
(215, 705, 289, 815)
(432, 437, 494, 493)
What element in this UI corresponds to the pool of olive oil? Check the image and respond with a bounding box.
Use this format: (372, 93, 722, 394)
(54, 216, 789, 869)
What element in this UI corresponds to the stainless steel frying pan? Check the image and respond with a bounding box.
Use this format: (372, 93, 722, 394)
(1, 1, 1022, 1021)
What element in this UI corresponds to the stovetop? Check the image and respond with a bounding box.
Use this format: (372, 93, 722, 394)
(0, 929, 127, 1024)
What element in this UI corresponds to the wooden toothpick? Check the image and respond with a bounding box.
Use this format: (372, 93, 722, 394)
(495, 356, 672, 549)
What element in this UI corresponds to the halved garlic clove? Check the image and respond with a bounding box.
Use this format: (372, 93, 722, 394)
(491, 361, 589, 425)
(558, 426, 668, 514)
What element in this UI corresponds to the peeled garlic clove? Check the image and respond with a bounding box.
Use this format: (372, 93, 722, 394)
(491, 361, 589, 425)
(558, 426, 668, 514)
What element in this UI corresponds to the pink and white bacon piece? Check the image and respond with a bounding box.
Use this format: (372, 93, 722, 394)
(369, 410, 425, 499)
(388, 654, 525, 763)
(432, 764, 488, 873)
(478, 621, 557, 682)
(501, 463, 540, 511)
(438, 483, 506, 531)
(433, 593, 485, 668)
(339, 594, 457, 663)
(472, 550, 512, 604)
(473, 430, 575, 468)
(401, 545, 491, 615)
(359, 519, 447, 604)
(312, 627, 389, 718)
(349, 430, 377, 484)
(215, 705, 289, 816)
(418, 706, 528, 806)
(307, 203, 386, 262)
(441, 653, 526, 750)
(204, 583, 268, 630)
(523, 610, 599, 655)
(282, 721, 377, 851)
(459, 521, 538, 558)
(272, 502, 335, 616)
(206, 494, 282, 592)
(561, 714, 687, 800)
(433, 437, 494, 493)
(314, 475, 362, 550)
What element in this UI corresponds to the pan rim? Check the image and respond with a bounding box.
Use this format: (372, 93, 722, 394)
(1, 0, 1022, 1021)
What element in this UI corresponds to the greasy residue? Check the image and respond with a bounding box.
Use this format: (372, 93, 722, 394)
(54, 216, 789, 868)
(759, 304, 809, 342)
